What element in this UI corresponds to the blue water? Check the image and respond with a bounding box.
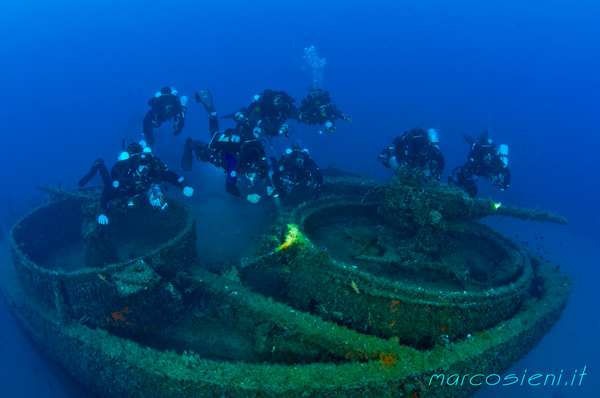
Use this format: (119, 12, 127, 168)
(1, 1, 598, 397)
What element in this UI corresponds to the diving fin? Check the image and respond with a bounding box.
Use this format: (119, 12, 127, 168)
(78, 158, 104, 187)
(270, 156, 279, 169)
(195, 89, 217, 118)
(181, 141, 193, 171)
(181, 152, 193, 171)
(462, 134, 475, 146)
(226, 181, 241, 197)
(78, 170, 95, 188)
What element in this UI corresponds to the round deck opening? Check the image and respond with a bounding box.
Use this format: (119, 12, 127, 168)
(303, 203, 523, 292)
(10, 193, 197, 332)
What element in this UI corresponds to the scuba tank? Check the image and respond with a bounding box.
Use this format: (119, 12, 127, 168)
(498, 144, 509, 167)
(389, 156, 400, 172)
(209, 130, 241, 154)
(427, 128, 440, 147)
(148, 183, 167, 209)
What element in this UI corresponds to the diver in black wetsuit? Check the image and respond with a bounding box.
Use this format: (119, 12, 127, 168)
(232, 89, 300, 139)
(298, 90, 352, 133)
(142, 86, 188, 148)
(181, 89, 276, 203)
(79, 142, 194, 225)
(448, 131, 510, 197)
(378, 128, 445, 183)
(271, 145, 323, 203)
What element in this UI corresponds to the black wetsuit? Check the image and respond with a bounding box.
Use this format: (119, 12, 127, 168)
(142, 93, 187, 147)
(183, 115, 272, 198)
(243, 89, 300, 138)
(450, 133, 511, 197)
(299, 91, 349, 132)
(379, 129, 445, 182)
(272, 147, 323, 200)
(100, 153, 189, 215)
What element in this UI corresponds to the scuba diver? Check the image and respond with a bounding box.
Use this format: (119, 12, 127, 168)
(233, 89, 300, 139)
(378, 128, 445, 182)
(298, 90, 352, 133)
(79, 142, 194, 225)
(271, 145, 323, 204)
(142, 86, 188, 148)
(182, 89, 276, 203)
(448, 131, 510, 197)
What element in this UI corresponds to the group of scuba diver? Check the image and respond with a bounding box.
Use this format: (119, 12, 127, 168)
(78, 84, 510, 225)
(180, 87, 344, 204)
(377, 129, 510, 197)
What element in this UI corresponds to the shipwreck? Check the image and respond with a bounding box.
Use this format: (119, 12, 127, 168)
(0, 172, 571, 397)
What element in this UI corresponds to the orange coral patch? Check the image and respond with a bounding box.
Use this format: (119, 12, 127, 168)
(379, 352, 398, 367)
(111, 311, 125, 322)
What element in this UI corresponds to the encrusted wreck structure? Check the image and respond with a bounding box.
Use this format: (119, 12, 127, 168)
(0, 173, 571, 398)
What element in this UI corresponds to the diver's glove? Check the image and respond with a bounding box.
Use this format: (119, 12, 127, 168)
(266, 184, 278, 197)
(247, 193, 261, 204)
(344, 116, 353, 124)
(325, 120, 335, 133)
(234, 111, 247, 124)
(183, 186, 194, 197)
(98, 214, 109, 225)
(278, 123, 290, 137)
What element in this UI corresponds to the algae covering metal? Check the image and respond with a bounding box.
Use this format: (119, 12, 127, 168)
(246, 199, 534, 347)
(0, 180, 572, 398)
(9, 188, 197, 332)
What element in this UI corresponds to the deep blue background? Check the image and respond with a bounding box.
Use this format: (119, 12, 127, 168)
(1, 1, 598, 397)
